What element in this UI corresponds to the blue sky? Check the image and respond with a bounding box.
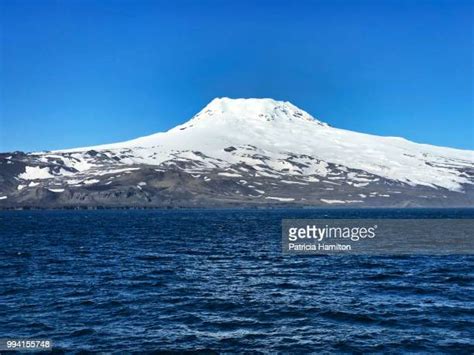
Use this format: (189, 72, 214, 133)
(0, 0, 472, 152)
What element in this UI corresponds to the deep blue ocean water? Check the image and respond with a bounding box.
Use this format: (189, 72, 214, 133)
(0, 208, 473, 353)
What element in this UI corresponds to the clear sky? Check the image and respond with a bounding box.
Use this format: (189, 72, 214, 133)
(0, 0, 472, 152)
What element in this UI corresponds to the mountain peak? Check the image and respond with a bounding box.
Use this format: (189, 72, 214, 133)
(206, 97, 283, 109)
(23, 96, 474, 201)
(191, 97, 326, 125)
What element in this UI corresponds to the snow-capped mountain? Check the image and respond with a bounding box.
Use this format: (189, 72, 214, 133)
(1, 98, 473, 208)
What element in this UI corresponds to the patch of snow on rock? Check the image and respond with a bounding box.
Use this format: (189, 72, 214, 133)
(83, 179, 100, 185)
(265, 196, 295, 202)
(19, 166, 53, 180)
(321, 199, 364, 204)
(218, 172, 242, 177)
